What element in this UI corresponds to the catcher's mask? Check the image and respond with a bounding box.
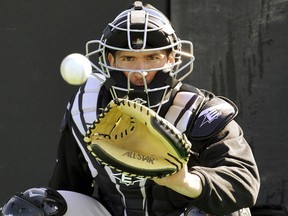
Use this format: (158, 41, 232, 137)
(0, 187, 67, 216)
(86, 1, 194, 111)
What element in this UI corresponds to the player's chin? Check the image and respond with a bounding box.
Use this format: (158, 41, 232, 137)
(133, 83, 145, 87)
(130, 81, 145, 86)
(132, 79, 153, 86)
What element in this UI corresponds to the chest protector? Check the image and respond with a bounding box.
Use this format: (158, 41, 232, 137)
(67, 77, 238, 215)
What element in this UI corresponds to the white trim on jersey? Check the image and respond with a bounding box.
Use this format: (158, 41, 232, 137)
(71, 75, 105, 135)
(70, 74, 106, 178)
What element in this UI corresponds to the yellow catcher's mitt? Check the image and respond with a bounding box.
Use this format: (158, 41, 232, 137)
(84, 99, 192, 178)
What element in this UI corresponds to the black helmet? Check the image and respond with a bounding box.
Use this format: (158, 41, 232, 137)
(0, 187, 67, 216)
(103, 1, 177, 50)
(86, 1, 194, 111)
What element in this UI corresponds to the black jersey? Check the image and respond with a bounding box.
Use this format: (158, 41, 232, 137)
(49, 76, 260, 215)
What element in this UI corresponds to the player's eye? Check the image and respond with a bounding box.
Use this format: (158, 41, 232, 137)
(147, 54, 164, 61)
(121, 56, 134, 61)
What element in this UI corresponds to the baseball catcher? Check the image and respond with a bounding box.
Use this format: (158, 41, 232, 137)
(49, 1, 260, 215)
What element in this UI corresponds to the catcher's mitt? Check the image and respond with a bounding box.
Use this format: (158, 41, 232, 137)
(84, 99, 192, 178)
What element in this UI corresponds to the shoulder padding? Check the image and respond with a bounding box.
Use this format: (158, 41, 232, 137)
(60, 74, 106, 133)
(164, 85, 205, 133)
(188, 96, 238, 140)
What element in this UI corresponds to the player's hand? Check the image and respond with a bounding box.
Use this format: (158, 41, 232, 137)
(153, 164, 203, 198)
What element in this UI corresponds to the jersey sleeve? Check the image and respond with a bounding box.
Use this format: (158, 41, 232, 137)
(187, 120, 260, 214)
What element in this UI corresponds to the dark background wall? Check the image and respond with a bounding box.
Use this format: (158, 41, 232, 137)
(0, 0, 287, 212)
(172, 0, 288, 211)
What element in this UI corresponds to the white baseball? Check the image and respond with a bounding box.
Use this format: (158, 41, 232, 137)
(60, 53, 92, 85)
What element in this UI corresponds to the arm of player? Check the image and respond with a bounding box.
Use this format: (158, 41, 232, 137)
(153, 164, 203, 198)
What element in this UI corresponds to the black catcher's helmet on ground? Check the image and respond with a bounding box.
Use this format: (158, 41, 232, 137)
(86, 1, 194, 111)
(0, 187, 67, 216)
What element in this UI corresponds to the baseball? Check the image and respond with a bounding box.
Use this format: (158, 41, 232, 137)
(60, 53, 92, 85)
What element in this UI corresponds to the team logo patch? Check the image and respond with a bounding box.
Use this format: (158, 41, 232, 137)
(200, 107, 222, 127)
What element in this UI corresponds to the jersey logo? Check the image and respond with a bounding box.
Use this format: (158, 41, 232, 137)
(111, 172, 145, 186)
